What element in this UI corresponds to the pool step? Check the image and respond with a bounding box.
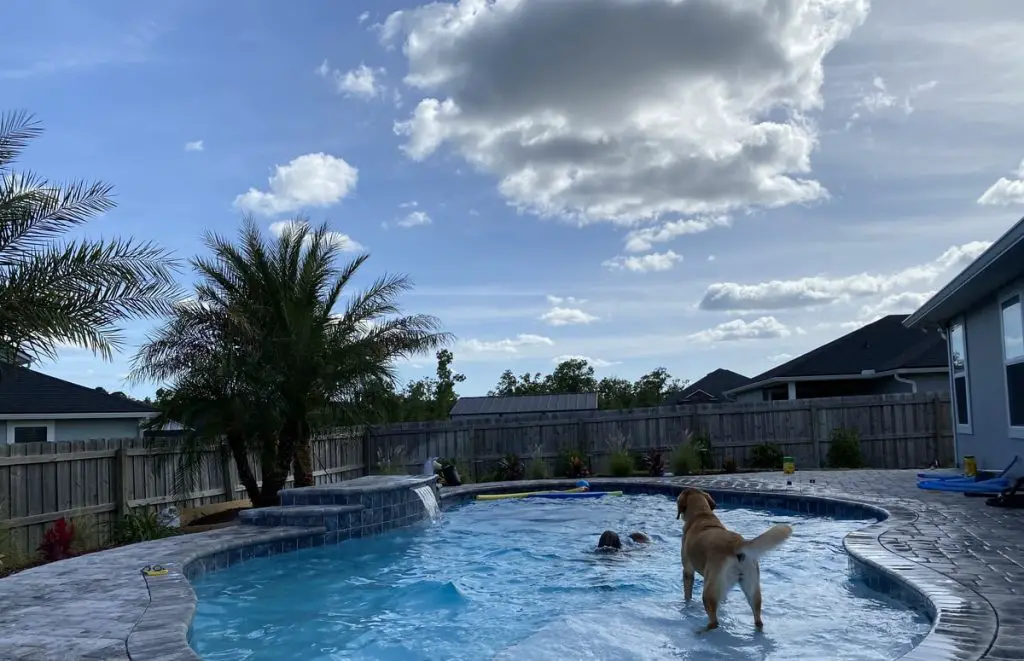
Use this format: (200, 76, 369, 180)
(279, 475, 437, 508)
(239, 504, 363, 531)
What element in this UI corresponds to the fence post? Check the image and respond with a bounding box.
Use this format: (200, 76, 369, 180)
(808, 402, 821, 468)
(931, 393, 942, 466)
(221, 444, 237, 501)
(362, 426, 372, 476)
(115, 446, 129, 518)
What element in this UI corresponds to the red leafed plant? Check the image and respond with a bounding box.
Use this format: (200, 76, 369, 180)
(38, 518, 76, 562)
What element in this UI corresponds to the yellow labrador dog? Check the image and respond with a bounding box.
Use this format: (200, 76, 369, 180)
(676, 487, 792, 631)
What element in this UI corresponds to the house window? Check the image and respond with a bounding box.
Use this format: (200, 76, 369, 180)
(1001, 295, 1024, 431)
(11, 425, 48, 443)
(949, 322, 970, 429)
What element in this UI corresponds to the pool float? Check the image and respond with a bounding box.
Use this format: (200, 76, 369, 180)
(476, 487, 623, 501)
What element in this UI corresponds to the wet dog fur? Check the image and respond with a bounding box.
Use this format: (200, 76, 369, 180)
(676, 487, 792, 631)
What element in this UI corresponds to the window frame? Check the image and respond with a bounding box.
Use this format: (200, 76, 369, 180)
(947, 319, 972, 434)
(999, 290, 1024, 439)
(5, 420, 55, 445)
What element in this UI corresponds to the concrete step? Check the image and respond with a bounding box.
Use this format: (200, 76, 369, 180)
(239, 504, 363, 530)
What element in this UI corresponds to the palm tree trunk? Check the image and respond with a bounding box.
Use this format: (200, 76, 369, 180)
(258, 428, 288, 507)
(226, 432, 262, 506)
(292, 418, 315, 488)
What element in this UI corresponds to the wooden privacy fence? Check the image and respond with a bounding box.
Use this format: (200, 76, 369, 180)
(0, 431, 364, 559)
(367, 393, 956, 480)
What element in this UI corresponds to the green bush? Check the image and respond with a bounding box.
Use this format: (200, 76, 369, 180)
(827, 427, 864, 468)
(110, 509, 178, 546)
(723, 457, 738, 474)
(670, 444, 700, 476)
(750, 443, 784, 470)
(691, 431, 714, 471)
(609, 450, 635, 477)
(526, 457, 549, 480)
(495, 453, 525, 481)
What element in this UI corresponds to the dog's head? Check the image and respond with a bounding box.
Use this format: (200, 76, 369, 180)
(676, 487, 716, 520)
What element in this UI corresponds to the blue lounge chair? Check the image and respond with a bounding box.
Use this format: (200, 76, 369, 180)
(917, 476, 1012, 494)
(917, 455, 1018, 481)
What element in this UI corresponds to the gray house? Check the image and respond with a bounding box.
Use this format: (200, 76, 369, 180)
(726, 315, 949, 403)
(664, 368, 751, 404)
(904, 217, 1024, 470)
(0, 364, 158, 443)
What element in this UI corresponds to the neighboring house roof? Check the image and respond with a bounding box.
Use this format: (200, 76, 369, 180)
(726, 315, 947, 396)
(666, 369, 751, 404)
(450, 393, 599, 417)
(0, 363, 159, 418)
(905, 215, 1024, 329)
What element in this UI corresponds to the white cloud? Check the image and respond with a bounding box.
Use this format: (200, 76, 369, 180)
(698, 241, 991, 311)
(316, 60, 386, 100)
(687, 317, 793, 343)
(623, 216, 730, 253)
(384, 0, 869, 225)
(707, 255, 716, 262)
(399, 200, 419, 208)
(603, 250, 682, 273)
(552, 354, 618, 368)
(184, 140, 204, 152)
(846, 76, 938, 127)
(397, 210, 432, 228)
(234, 153, 358, 216)
(978, 159, 1024, 206)
(767, 352, 793, 363)
(540, 307, 598, 326)
(268, 219, 364, 252)
(358, 11, 370, 24)
(858, 291, 935, 319)
(461, 334, 554, 354)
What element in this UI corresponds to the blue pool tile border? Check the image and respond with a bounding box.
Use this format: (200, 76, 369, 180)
(442, 478, 997, 661)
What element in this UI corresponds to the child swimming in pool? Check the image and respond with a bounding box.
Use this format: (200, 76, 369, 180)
(596, 530, 651, 551)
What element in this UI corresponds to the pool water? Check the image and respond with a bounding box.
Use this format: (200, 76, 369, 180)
(190, 494, 930, 660)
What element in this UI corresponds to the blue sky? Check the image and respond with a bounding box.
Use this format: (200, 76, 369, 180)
(6, 0, 1024, 399)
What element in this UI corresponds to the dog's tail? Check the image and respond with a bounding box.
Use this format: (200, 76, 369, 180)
(737, 524, 793, 562)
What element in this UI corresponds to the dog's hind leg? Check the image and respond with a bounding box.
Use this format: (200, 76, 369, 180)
(738, 562, 763, 630)
(701, 575, 721, 631)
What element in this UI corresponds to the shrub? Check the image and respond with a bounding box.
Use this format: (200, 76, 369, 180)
(723, 457, 738, 474)
(691, 430, 714, 471)
(38, 518, 75, 562)
(375, 446, 407, 475)
(670, 444, 700, 476)
(644, 447, 665, 477)
(495, 453, 525, 481)
(750, 443, 784, 470)
(827, 427, 864, 468)
(609, 451, 635, 477)
(110, 509, 178, 546)
(526, 458, 549, 480)
(558, 449, 590, 479)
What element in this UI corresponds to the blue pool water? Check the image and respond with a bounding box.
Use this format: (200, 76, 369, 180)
(190, 494, 930, 660)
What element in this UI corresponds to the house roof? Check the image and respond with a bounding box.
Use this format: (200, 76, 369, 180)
(0, 363, 158, 417)
(667, 368, 751, 404)
(905, 216, 1024, 329)
(726, 315, 947, 395)
(450, 393, 598, 416)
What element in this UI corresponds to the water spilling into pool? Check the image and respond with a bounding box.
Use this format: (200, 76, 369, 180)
(413, 485, 440, 520)
(190, 494, 929, 660)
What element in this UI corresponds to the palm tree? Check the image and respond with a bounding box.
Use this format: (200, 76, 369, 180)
(0, 111, 182, 366)
(132, 218, 451, 502)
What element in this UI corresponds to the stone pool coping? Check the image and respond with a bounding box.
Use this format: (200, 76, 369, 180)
(443, 478, 996, 661)
(0, 474, 996, 660)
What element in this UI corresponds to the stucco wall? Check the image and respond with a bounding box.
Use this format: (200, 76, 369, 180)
(732, 373, 950, 404)
(0, 418, 144, 443)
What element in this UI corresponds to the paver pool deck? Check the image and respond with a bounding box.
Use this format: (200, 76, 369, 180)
(0, 469, 1021, 660)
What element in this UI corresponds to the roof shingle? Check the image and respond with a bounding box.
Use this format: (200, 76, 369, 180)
(667, 368, 751, 403)
(450, 393, 598, 416)
(0, 364, 157, 416)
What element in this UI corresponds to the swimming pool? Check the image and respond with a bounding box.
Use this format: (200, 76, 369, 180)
(190, 494, 930, 660)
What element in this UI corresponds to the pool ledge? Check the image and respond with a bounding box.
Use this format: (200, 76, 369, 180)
(442, 477, 997, 661)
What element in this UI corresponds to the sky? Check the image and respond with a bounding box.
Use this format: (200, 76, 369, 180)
(5, 0, 1024, 400)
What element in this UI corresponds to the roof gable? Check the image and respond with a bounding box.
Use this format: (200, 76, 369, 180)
(450, 393, 598, 416)
(670, 368, 751, 403)
(746, 315, 947, 384)
(0, 364, 158, 416)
